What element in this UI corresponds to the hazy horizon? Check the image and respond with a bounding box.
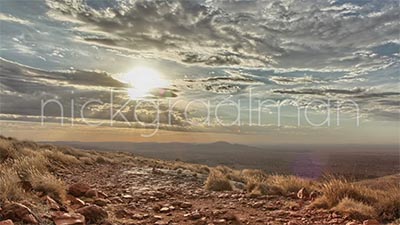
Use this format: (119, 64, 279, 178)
(1, 0, 399, 145)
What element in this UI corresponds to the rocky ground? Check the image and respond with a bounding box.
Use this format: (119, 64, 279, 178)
(2, 163, 375, 225)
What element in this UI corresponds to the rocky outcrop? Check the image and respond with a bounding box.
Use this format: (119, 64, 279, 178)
(76, 205, 108, 224)
(68, 183, 90, 197)
(0, 203, 38, 224)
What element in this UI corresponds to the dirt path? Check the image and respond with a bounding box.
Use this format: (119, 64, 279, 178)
(61, 164, 358, 225)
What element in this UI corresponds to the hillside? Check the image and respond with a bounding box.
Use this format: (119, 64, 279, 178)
(48, 141, 399, 179)
(0, 136, 399, 225)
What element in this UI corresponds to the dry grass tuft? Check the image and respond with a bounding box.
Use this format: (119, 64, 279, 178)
(333, 197, 377, 219)
(0, 165, 26, 202)
(268, 175, 315, 196)
(312, 177, 400, 221)
(31, 173, 66, 203)
(375, 187, 400, 221)
(205, 169, 233, 191)
(315, 178, 378, 208)
(42, 150, 81, 165)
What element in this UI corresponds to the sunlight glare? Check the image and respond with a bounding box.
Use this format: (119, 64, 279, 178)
(124, 67, 169, 99)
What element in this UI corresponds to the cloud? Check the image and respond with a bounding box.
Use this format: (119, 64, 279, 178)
(271, 86, 400, 120)
(0, 59, 191, 129)
(269, 75, 322, 85)
(182, 73, 262, 94)
(44, 0, 399, 72)
(0, 13, 32, 25)
(0, 58, 127, 89)
(272, 87, 366, 96)
(182, 52, 242, 66)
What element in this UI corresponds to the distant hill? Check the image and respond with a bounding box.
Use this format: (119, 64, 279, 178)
(44, 141, 399, 180)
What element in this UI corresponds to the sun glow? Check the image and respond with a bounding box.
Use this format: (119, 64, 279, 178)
(124, 67, 169, 99)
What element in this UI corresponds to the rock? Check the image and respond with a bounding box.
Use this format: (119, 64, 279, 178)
(160, 207, 170, 213)
(121, 194, 134, 201)
(346, 222, 359, 225)
(288, 220, 302, 225)
(309, 191, 318, 200)
(180, 202, 192, 208)
(213, 219, 227, 225)
(189, 211, 202, 220)
(114, 209, 130, 219)
(132, 214, 144, 220)
(363, 219, 380, 225)
(52, 212, 85, 225)
(0, 220, 14, 225)
(0, 203, 38, 224)
(44, 196, 60, 210)
(100, 221, 112, 225)
(194, 219, 207, 225)
(66, 195, 85, 209)
(297, 188, 308, 199)
(252, 201, 264, 208)
(223, 213, 239, 221)
(76, 205, 108, 224)
(94, 199, 109, 207)
(68, 183, 90, 197)
(84, 189, 98, 198)
(109, 196, 123, 203)
(153, 215, 163, 220)
(97, 191, 108, 199)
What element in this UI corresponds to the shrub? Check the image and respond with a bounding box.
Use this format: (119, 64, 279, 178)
(215, 165, 233, 175)
(317, 178, 378, 208)
(31, 173, 66, 203)
(376, 187, 400, 221)
(241, 169, 268, 182)
(0, 165, 26, 203)
(96, 156, 111, 164)
(333, 197, 377, 219)
(0, 139, 17, 162)
(268, 175, 314, 196)
(42, 150, 81, 165)
(205, 170, 233, 191)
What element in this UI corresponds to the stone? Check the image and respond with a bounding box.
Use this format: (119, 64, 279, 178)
(213, 219, 227, 225)
(288, 221, 302, 225)
(68, 183, 90, 197)
(190, 212, 202, 220)
(160, 207, 170, 213)
(66, 195, 85, 209)
(0, 220, 14, 225)
(252, 201, 264, 208)
(363, 219, 380, 225)
(114, 209, 130, 219)
(109, 196, 123, 203)
(44, 196, 60, 210)
(180, 202, 192, 208)
(132, 214, 144, 220)
(76, 205, 108, 224)
(52, 212, 85, 225)
(94, 198, 109, 207)
(297, 188, 308, 199)
(0, 203, 38, 224)
(84, 189, 98, 198)
(346, 222, 359, 225)
(309, 191, 318, 199)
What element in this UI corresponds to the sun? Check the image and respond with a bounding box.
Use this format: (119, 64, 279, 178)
(124, 67, 169, 99)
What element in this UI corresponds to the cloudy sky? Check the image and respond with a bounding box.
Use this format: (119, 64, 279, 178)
(0, 0, 399, 144)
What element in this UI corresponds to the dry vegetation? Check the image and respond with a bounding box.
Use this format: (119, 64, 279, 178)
(204, 163, 400, 222)
(0, 136, 121, 206)
(0, 136, 399, 223)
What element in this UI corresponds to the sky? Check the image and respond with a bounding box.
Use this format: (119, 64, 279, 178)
(0, 0, 399, 144)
